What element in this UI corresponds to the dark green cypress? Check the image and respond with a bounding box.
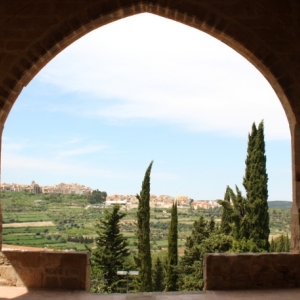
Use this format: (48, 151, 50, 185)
(177, 215, 208, 291)
(152, 257, 164, 292)
(218, 186, 249, 241)
(165, 201, 178, 291)
(243, 123, 258, 197)
(207, 215, 215, 233)
(219, 121, 269, 252)
(136, 161, 153, 292)
(285, 234, 290, 252)
(275, 235, 285, 252)
(219, 186, 232, 235)
(245, 121, 269, 251)
(180, 215, 208, 267)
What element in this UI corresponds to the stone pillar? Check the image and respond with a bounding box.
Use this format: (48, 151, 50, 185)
(0, 122, 3, 251)
(0, 194, 2, 250)
(291, 123, 300, 252)
(0, 123, 4, 251)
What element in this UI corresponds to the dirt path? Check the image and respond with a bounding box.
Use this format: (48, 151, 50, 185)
(2, 221, 54, 228)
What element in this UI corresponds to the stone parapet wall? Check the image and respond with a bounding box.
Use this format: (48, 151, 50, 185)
(0, 250, 89, 290)
(204, 253, 300, 290)
(0, 205, 2, 250)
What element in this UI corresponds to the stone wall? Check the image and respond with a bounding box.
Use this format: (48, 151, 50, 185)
(0, 250, 89, 290)
(204, 253, 300, 290)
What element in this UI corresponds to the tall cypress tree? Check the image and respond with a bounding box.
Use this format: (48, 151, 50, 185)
(244, 121, 269, 251)
(243, 123, 258, 197)
(152, 256, 164, 292)
(219, 121, 269, 252)
(136, 161, 153, 292)
(219, 186, 232, 235)
(165, 201, 178, 291)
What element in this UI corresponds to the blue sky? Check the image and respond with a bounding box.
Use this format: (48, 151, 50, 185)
(2, 14, 291, 201)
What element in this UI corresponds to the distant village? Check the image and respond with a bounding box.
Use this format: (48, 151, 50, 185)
(0, 181, 221, 210)
(105, 195, 220, 210)
(0, 181, 92, 195)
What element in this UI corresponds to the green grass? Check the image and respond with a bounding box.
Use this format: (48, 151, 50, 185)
(3, 226, 55, 234)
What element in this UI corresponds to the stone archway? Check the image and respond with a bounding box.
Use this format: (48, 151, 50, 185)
(1, 1, 300, 252)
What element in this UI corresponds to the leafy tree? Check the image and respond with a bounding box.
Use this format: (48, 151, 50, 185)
(90, 204, 130, 293)
(270, 234, 290, 252)
(177, 215, 208, 291)
(285, 234, 291, 252)
(165, 201, 178, 291)
(275, 234, 285, 252)
(135, 161, 153, 292)
(230, 238, 259, 253)
(208, 215, 216, 233)
(152, 256, 165, 291)
(89, 265, 107, 293)
(218, 186, 250, 241)
(270, 237, 275, 252)
(177, 215, 232, 291)
(89, 189, 107, 204)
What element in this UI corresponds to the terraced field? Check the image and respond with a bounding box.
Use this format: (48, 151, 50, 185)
(1, 191, 291, 252)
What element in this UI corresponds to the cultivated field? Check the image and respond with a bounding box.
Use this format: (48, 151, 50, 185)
(1, 191, 291, 252)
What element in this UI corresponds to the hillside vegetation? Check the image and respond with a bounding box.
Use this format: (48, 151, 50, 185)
(1, 191, 291, 251)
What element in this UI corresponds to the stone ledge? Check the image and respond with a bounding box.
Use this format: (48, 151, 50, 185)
(204, 253, 300, 290)
(0, 250, 89, 290)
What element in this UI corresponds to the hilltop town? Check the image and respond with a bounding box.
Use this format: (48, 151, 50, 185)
(0, 181, 221, 210)
(105, 194, 220, 210)
(0, 181, 92, 195)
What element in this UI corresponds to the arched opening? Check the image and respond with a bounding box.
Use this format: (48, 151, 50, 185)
(1, 2, 297, 249)
(2, 12, 291, 255)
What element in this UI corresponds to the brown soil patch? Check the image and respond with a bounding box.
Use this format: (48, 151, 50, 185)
(3, 221, 54, 228)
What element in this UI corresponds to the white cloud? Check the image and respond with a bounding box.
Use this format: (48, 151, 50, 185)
(56, 145, 107, 158)
(1, 150, 178, 189)
(2, 142, 28, 152)
(36, 13, 289, 140)
(2, 152, 117, 179)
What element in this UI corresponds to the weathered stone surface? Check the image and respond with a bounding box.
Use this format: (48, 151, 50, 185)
(204, 253, 300, 290)
(0, 251, 89, 290)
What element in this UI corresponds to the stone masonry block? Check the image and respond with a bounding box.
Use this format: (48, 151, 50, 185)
(14, 267, 42, 288)
(204, 253, 300, 290)
(0, 266, 17, 286)
(0, 251, 89, 290)
(43, 276, 59, 289)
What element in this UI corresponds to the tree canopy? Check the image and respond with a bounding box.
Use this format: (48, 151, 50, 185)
(218, 120, 269, 252)
(88, 189, 107, 204)
(89, 204, 130, 293)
